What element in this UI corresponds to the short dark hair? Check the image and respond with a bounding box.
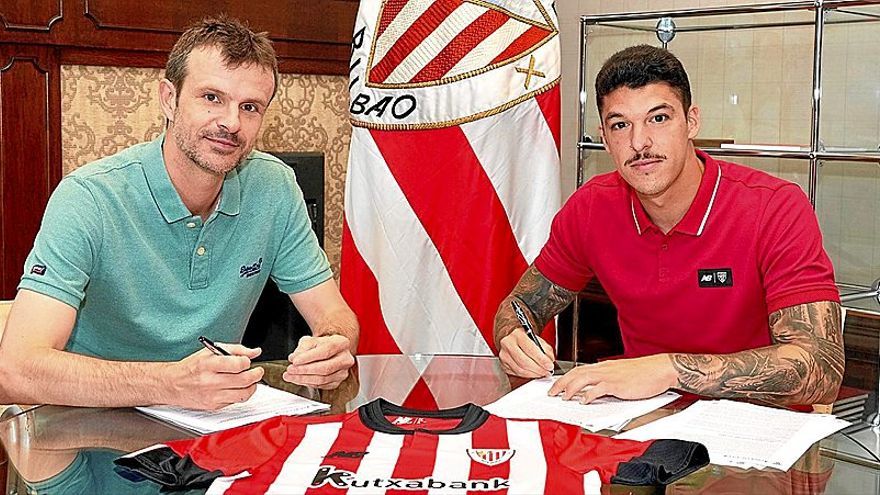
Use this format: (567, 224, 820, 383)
(595, 44, 691, 115)
(165, 14, 279, 102)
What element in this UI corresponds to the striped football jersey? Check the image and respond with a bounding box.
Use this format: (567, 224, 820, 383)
(116, 399, 708, 494)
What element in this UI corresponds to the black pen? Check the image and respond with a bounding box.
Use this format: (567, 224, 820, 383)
(199, 336, 268, 385)
(510, 301, 563, 375)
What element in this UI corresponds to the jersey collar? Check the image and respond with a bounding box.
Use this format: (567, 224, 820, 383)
(629, 148, 721, 237)
(143, 134, 242, 224)
(359, 398, 489, 435)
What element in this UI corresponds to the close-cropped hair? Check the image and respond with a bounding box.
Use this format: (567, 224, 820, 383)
(595, 44, 692, 115)
(165, 14, 279, 102)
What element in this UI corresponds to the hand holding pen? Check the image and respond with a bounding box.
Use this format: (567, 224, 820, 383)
(163, 337, 265, 410)
(199, 336, 269, 386)
(510, 300, 562, 375)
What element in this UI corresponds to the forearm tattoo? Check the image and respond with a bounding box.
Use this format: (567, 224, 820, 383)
(670, 301, 844, 405)
(493, 265, 578, 346)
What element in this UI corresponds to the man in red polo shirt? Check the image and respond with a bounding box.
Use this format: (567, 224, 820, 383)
(494, 45, 843, 406)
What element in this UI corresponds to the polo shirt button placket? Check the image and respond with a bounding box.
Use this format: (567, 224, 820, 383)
(658, 238, 670, 282)
(190, 221, 211, 289)
(184, 219, 201, 245)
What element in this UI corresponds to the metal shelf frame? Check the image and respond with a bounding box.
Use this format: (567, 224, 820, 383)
(572, 0, 880, 361)
(576, 0, 880, 200)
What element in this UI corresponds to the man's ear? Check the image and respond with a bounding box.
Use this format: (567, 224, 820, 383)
(686, 105, 701, 140)
(158, 79, 177, 123)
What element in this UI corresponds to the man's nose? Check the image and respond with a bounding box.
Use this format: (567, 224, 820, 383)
(630, 123, 652, 152)
(217, 105, 241, 134)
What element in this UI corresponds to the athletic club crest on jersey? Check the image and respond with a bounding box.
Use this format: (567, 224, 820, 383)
(466, 448, 515, 466)
(349, 0, 560, 129)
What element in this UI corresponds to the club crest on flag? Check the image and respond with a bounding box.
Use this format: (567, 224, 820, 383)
(466, 448, 515, 466)
(349, 0, 560, 130)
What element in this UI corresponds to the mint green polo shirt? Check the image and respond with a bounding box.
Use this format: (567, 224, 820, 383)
(19, 135, 332, 362)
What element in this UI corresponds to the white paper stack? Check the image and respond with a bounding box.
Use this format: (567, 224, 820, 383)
(616, 399, 850, 470)
(136, 384, 330, 434)
(485, 377, 679, 432)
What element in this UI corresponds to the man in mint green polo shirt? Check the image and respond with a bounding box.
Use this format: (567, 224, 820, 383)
(0, 16, 358, 410)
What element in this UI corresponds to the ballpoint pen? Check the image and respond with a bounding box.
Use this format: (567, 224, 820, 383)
(199, 335, 269, 385)
(510, 300, 563, 375)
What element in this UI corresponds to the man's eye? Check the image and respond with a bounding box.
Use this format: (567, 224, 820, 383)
(650, 114, 669, 123)
(242, 103, 258, 113)
(610, 122, 628, 131)
(205, 94, 220, 103)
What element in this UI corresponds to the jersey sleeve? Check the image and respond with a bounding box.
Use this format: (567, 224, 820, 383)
(269, 169, 333, 294)
(18, 177, 103, 309)
(542, 421, 709, 485)
(113, 416, 293, 490)
(533, 187, 596, 292)
(756, 184, 840, 314)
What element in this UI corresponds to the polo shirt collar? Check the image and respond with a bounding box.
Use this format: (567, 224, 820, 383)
(143, 134, 242, 223)
(630, 148, 722, 237)
(216, 168, 241, 217)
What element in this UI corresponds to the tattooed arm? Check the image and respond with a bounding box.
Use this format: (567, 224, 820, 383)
(494, 265, 578, 377)
(671, 300, 844, 405)
(548, 300, 843, 406)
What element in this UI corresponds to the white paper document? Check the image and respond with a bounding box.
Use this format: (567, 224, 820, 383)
(136, 384, 329, 434)
(616, 399, 850, 471)
(484, 376, 679, 432)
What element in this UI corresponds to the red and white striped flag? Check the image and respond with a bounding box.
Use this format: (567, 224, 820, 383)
(341, 0, 561, 358)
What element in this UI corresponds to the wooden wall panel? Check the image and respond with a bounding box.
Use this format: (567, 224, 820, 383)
(0, 0, 63, 31)
(1, 1, 356, 73)
(0, 47, 61, 298)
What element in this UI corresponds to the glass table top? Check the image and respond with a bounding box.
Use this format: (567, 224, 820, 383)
(0, 354, 877, 494)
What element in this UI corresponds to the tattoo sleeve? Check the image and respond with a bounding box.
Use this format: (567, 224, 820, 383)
(670, 301, 844, 405)
(493, 265, 578, 348)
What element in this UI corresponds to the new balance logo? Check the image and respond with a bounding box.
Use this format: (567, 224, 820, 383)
(239, 258, 263, 278)
(697, 268, 733, 288)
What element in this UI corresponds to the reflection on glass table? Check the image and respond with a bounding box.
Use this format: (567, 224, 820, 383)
(0, 354, 877, 494)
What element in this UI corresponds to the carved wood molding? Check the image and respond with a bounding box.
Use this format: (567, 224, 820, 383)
(0, 55, 50, 74)
(0, 0, 63, 32)
(83, 0, 356, 45)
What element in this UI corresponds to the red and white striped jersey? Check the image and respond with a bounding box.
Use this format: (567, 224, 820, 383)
(116, 400, 708, 494)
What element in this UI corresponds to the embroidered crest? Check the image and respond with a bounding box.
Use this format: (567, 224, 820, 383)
(466, 448, 515, 466)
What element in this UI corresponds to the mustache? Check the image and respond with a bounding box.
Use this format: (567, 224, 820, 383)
(625, 152, 666, 166)
(202, 130, 241, 145)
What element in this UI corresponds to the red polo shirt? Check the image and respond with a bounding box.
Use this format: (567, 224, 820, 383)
(535, 150, 840, 358)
